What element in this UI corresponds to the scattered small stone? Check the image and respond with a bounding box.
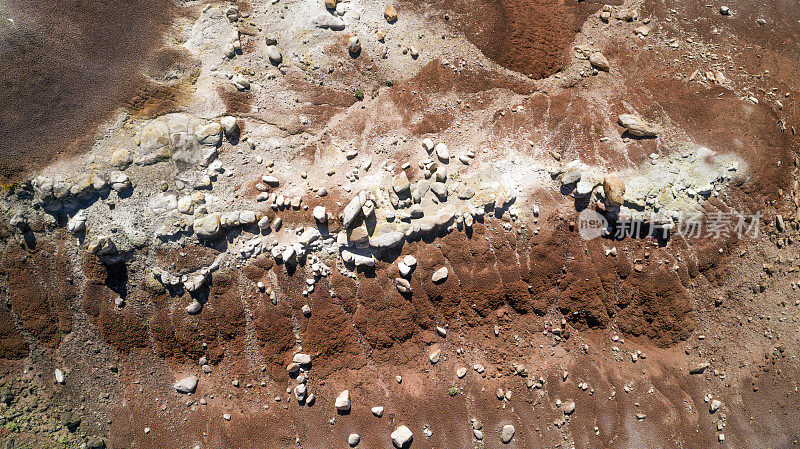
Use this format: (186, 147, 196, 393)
(501, 424, 515, 444)
(391, 425, 413, 448)
(348, 433, 361, 447)
(335, 390, 351, 412)
(432, 266, 448, 283)
(174, 376, 199, 394)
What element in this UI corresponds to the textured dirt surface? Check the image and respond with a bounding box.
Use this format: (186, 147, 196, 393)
(0, 0, 184, 182)
(1, 0, 800, 448)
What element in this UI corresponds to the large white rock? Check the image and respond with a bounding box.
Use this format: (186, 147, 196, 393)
(342, 195, 363, 229)
(391, 425, 413, 448)
(220, 116, 238, 136)
(174, 375, 198, 394)
(348, 433, 361, 447)
(335, 390, 351, 412)
(501, 424, 515, 443)
(194, 122, 222, 146)
(435, 143, 449, 162)
(432, 266, 449, 283)
(194, 213, 221, 237)
(313, 206, 327, 223)
(293, 353, 311, 365)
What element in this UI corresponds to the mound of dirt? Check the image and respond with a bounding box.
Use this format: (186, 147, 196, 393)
(412, 0, 609, 78)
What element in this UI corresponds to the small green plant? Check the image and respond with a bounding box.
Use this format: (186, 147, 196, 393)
(354, 87, 365, 101)
(447, 385, 458, 397)
(5, 421, 19, 433)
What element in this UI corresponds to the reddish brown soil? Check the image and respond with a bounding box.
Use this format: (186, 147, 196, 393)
(0, 0, 186, 182)
(408, 0, 615, 78)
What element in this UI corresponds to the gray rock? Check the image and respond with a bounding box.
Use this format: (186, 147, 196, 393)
(501, 424, 515, 444)
(335, 390, 351, 412)
(430, 182, 448, 199)
(391, 425, 413, 448)
(220, 116, 238, 136)
(589, 52, 610, 71)
(432, 266, 448, 283)
(186, 301, 202, 314)
(343, 195, 363, 228)
(267, 45, 282, 65)
(618, 114, 657, 137)
(313, 206, 327, 222)
(435, 143, 449, 162)
(174, 375, 198, 394)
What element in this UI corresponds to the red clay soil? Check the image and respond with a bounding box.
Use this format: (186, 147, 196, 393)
(0, 0, 185, 182)
(407, 0, 614, 78)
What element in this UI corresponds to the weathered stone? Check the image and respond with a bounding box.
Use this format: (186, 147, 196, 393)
(430, 182, 447, 199)
(348, 433, 361, 447)
(429, 348, 441, 363)
(195, 122, 222, 146)
(602, 174, 626, 206)
(194, 213, 221, 237)
(313, 206, 327, 222)
(395, 278, 412, 293)
(562, 168, 582, 185)
(87, 236, 116, 256)
(267, 46, 282, 65)
(186, 301, 202, 314)
(391, 425, 413, 448)
(343, 195, 363, 228)
(384, 5, 398, 22)
(435, 143, 449, 162)
(371, 406, 384, 417)
(174, 376, 198, 394)
(393, 171, 411, 194)
(618, 114, 657, 137)
(348, 36, 361, 55)
(457, 367, 467, 378)
(501, 425, 515, 444)
(432, 266, 448, 283)
(220, 116, 238, 136)
(589, 52, 610, 71)
(335, 390, 351, 412)
(262, 175, 280, 187)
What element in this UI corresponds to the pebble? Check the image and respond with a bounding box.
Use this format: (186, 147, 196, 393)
(456, 367, 467, 378)
(335, 390, 351, 412)
(431, 266, 448, 283)
(348, 36, 361, 55)
(174, 376, 198, 394)
(54, 368, 65, 384)
(589, 52, 610, 71)
(348, 433, 361, 447)
(384, 5, 397, 22)
(501, 424, 515, 444)
(267, 46, 282, 65)
(435, 143, 449, 162)
(391, 425, 413, 448)
(371, 406, 384, 417)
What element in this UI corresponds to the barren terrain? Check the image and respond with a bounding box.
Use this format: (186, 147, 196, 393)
(0, 0, 799, 448)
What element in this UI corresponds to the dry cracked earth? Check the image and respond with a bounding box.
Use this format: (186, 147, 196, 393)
(0, 0, 799, 447)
